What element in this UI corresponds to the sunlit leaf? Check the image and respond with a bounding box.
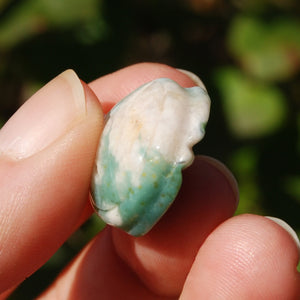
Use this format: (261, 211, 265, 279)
(0, 0, 105, 50)
(216, 68, 287, 138)
(228, 16, 300, 81)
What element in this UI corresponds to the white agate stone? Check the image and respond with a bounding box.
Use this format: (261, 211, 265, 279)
(91, 78, 210, 236)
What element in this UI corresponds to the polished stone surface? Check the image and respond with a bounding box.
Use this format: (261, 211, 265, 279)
(91, 78, 210, 236)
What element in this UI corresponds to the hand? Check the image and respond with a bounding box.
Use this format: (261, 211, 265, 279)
(0, 63, 299, 299)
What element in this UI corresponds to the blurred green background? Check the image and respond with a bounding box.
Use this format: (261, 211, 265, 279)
(0, 0, 299, 298)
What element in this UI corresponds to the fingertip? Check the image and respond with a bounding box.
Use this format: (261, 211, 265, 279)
(197, 156, 239, 208)
(264, 216, 300, 255)
(181, 214, 300, 299)
(0, 70, 104, 161)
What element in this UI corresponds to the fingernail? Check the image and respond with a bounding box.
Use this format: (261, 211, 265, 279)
(265, 216, 300, 253)
(177, 69, 207, 91)
(201, 155, 239, 207)
(0, 70, 87, 160)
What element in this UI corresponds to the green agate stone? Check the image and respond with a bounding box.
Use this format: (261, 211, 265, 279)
(91, 78, 210, 236)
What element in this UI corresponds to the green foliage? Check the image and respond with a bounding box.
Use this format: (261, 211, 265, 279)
(215, 68, 287, 138)
(0, 0, 105, 50)
(228, 16, 300, 81)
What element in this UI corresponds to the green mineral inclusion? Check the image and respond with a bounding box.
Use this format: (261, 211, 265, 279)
(92, 134, 183, 236)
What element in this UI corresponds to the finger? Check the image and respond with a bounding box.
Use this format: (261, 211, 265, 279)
(180, 214, 300, 299)
(39, 228, 170, 300)
(0, 70, 104, 293)
(40, 156, 238, 299)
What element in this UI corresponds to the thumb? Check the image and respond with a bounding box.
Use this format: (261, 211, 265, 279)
(0, 70, 104, 292)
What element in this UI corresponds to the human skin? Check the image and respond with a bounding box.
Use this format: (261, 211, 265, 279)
(0, 63, 299, 299)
